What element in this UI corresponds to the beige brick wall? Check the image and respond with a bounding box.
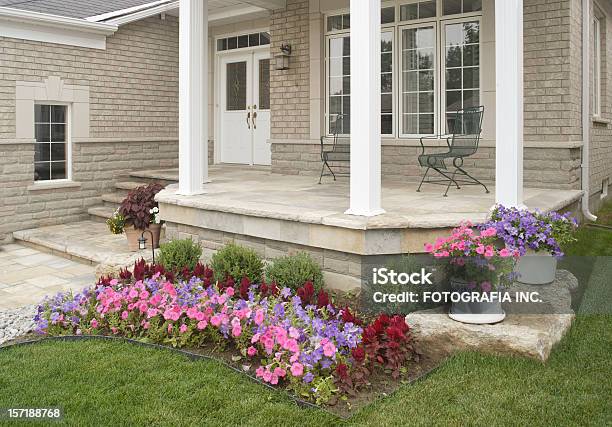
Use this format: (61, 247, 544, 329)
(270, 0, 311, 140)
(0, 16, 180, 243)
(589, 0, 612, 207)
(271, 142, 581, 190)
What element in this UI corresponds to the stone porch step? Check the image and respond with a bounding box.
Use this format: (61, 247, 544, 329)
(101, 193, 124, 205)
(114, 181, 149, 191)
(13, 221, 156, 271)
(129, 168, 178, 185)
(88, 206, 115, 221)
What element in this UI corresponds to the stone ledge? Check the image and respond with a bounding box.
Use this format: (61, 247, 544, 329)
(405, 271, 577, 362)
(73, 137, 179, 144)
(27, 181, 82, 192)
(270, 138, 584, 149)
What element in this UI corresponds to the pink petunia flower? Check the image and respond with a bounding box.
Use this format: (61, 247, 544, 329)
(290, 362, 304, 377)
(247, 346, 257, 357)
(254, 309, 265, 326)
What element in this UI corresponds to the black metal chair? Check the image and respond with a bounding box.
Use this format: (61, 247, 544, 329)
(417, 106, 489, 197)
(319, 114, 350, 184)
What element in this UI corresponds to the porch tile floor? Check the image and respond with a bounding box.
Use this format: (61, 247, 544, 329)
(12, 221, 156, 270)
(0, 243, 96, 309)
(158, 166, 583, 230)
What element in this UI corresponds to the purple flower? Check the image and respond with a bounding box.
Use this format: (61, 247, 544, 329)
(303, 372, 314, 383)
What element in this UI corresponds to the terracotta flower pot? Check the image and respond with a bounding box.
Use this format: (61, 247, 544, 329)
(125, 224, 162, 252)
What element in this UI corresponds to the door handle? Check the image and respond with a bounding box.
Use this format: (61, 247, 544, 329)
(246, 111, 251, 129)
(252, 111, 257, 129)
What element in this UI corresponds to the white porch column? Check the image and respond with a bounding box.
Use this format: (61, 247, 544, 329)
(495, 0, 524, 207)
(345, 0, 385, 217)
(178, 0, 208, 195)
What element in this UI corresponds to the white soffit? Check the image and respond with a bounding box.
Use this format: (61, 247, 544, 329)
(0, 7, 117, 49)
(96, 1, 275, 26)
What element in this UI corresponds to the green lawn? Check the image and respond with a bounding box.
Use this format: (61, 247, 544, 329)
(1, 204, 611, 426)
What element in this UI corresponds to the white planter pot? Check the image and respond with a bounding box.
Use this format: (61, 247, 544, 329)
(515, 250, 557, 285)
(447, 278, 506, 325)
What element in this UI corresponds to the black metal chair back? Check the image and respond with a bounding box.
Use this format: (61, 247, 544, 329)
(447, 106, 484, 157)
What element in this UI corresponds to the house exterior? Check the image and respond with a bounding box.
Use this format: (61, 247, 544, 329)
(0, 0, 611, 269)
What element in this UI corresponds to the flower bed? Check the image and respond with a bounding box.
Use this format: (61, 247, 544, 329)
(34, 261, 423, 413)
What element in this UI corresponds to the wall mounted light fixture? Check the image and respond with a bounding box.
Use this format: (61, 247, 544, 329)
(274, 44, 292, 70)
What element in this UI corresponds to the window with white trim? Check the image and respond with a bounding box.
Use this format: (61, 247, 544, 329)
(325, 0, 482, 137)
(593, 16, 602, 118)
(34, 104, 69, 181)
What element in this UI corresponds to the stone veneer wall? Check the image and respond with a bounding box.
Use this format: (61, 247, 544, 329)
(589, 0, 612, 210)
(0, 16, 180, 243)
(269, 0, 311, 140)
(272, 143, 582, 190)
(524, 0, 582, 143)
(164, 221, 362, 292)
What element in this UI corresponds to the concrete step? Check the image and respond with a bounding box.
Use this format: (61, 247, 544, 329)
(129, 169, 178, 185)
(13, 221, 157, 267)
(88, 206, 115, 221)
(114, 181, 149, 191)
(101, 193, 124, 205)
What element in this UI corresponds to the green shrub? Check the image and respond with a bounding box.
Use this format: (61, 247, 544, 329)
(265, 252, 324, 292)
(211, 243, 264, 283)
(158, 239, 203, 271)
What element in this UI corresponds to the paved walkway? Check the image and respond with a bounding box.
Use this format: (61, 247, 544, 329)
(13, 220, 156, 267)
(0, 243, 96, 309)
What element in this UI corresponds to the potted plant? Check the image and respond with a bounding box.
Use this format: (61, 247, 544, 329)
(118, 183, 164, 251)
(481, 205, 578, 285)
(425, 223, 518, 324)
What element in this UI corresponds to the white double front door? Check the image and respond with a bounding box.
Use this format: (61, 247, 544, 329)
(219, 50, 271, 166)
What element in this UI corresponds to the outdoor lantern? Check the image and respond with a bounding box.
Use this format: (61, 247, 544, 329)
(274, 44, 292, 70)
(139, 230, 156, 264)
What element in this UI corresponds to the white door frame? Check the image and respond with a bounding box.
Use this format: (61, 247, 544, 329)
(214, 43, 270, 165)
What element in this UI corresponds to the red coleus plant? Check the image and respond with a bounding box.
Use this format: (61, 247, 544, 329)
(119, 182, 164, 231)
(358, 314, 415, 379)
(296, 281, 332, 309)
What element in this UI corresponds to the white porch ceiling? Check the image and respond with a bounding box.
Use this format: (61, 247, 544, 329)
(165, 0, 284, 25)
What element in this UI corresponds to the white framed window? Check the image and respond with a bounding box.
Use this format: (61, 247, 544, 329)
(593, 16, 602, 118)
(441, 18, 481, 133)
(399, 23, 437, 137)
(216, 32, 270, 52)
(34, 104, 70, 181)
(324, 0, 482, 138)
(327, 34, 351, 134)
(442, 0, 482, 16)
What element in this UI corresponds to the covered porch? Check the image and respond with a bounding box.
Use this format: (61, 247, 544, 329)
(176, 0, 529, 207)
(160, 0, 582, 289)
(157, 165, 582, 290)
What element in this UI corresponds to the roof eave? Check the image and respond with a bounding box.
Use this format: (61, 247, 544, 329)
(0, 6, 118, 35)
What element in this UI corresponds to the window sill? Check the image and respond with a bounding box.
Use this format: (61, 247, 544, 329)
(592, 117, 611, 126)
(27, 181, 82, 192)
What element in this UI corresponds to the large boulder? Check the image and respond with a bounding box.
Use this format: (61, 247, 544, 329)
(405, 270, 577, 362)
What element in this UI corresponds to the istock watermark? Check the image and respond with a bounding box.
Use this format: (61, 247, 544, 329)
(359, 255, 610, 316)
(371, 267, 433, 286)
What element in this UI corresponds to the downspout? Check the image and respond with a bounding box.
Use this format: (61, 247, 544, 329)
(581, 0, 598, 221)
